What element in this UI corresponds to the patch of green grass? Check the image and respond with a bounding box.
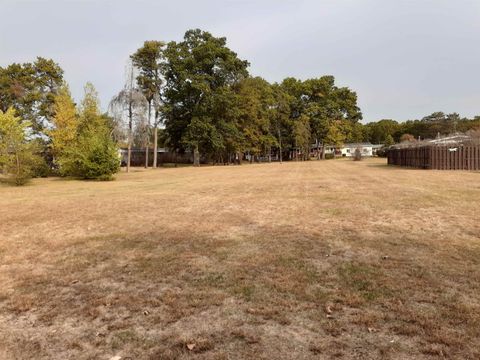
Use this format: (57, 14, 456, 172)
(232, 283, 256, 302)
(275, 256, 319, 284)
(338, 262, 391, 301)
(111, 329, 141, 350)
(192, 272, 227, 288)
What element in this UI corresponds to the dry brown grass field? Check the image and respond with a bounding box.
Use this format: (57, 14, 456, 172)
(1, 158, 479, 359)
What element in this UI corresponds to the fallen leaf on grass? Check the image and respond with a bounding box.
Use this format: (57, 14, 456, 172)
(186, 343, 196, 351)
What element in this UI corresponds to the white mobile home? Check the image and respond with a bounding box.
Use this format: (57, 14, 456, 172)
(323, 143, 384, 157)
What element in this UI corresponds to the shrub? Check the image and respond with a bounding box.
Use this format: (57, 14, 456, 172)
(353, 147, 362, 161)
(60, 128, 119, 180)
(376, 147, 388, 158)
(32, 158, 52, 178)
(0, 108, 43, 185)
(400, 133, 416, 143)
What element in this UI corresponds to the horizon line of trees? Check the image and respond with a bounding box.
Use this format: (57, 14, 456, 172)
(109, 29, 480, 168)
(1, 28, 480, 185)
(361, 112, 480, 146)
(109, 29, 363, 169)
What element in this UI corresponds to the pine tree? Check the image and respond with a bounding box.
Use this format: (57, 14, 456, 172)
(60, 83, 119, 180)
(50, 84, 78, 164)
(384, 134, 395, 147)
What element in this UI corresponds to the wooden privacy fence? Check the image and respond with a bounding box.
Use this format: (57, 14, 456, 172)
(123, 150, 193, 167)
(388, 145, 480, 170)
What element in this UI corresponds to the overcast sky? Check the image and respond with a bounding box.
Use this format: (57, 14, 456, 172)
(1, 0, 480, 122)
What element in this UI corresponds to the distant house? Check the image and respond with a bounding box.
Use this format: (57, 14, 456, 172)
(323, 143, 384, 157)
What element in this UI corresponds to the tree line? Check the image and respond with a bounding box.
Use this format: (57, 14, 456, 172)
(110, 29, 363, 169)
(2, 29, 480, 184)
(110, 29, 480, 168)
(361, 112, 480, 146)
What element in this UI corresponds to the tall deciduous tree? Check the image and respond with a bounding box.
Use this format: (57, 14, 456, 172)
(234, 77, 277, 161)
(0, 57, 63, 136)
(324, 120, 346, 158)
(365, 119, 400, 144)
(281, 76, 361, 159)
(270, 84, 292, 163)
(293, 114, 311, 160)
(131, 41, 165, 168)
(110, 63, 147, 172)
(162, 29, 249, 165)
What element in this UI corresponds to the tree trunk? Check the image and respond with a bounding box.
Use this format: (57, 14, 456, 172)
(145, 143, 149, 168)
(294, 139, 297, 161)
(127, 142, 131, 173)
(277, 126, 283, 164)
(145, 101, 151, 168)
(153, 123, 158, 168)
(193, 145, 200, 166)
(15, 151, 20, 178)
(127, 91, 133, 172)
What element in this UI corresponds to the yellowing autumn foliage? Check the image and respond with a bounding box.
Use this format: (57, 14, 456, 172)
(0, 107, 42, 185)
(50, 84, 78, 159)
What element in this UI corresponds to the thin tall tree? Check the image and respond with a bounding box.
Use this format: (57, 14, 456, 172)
(131, 41, 165, 168)
(109, 62, 147, 172)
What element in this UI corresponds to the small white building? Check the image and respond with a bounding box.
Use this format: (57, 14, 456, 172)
(323, 143, 384, 157)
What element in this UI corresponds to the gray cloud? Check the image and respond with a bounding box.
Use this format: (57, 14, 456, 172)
(1, 0, 479, 121)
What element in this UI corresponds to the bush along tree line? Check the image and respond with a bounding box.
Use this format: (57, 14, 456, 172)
(3, 29, 480, 184)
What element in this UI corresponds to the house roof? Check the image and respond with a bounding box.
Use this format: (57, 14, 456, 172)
(120, 148, 168, 153)
(342, 143, 374, 148)
(321, 143, 383, 148)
